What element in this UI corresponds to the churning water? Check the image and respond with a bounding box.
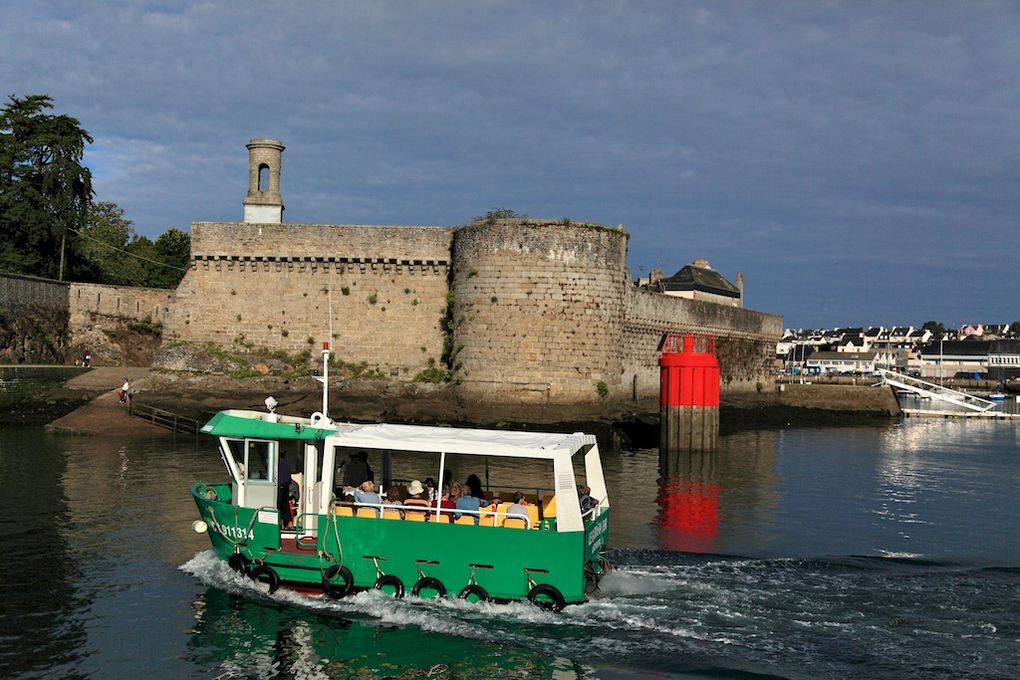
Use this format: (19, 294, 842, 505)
(1, 418, 1018, 678)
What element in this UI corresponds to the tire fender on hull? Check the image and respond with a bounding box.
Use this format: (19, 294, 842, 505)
(373, 574, 404, 598)
(322, 565, 354, 599)
(411, 576, 446, 599)
(457, 584, 489, 603)
(527, 584, 566, 611)
(228, 553, 250, 575)
(250, 565, 280, 594)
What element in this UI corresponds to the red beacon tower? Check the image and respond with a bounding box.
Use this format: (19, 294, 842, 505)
(658, 333, 720, 450)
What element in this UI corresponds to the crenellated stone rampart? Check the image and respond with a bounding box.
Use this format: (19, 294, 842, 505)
(160, 217, 782, 401)
(165, 223, 455, 374)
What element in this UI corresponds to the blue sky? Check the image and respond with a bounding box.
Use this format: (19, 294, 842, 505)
(3, 2, 1018, 328)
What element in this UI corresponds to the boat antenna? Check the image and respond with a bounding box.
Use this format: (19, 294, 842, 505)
(315, 284, 333, 419)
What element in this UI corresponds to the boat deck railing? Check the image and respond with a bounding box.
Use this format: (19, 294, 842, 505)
(337, 501, 538, 529)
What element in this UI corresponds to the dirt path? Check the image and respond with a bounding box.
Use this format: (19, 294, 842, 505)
(47, 367, 169, 436)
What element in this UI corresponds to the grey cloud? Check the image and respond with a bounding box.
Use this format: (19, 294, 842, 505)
(1, 1, 1018, 326)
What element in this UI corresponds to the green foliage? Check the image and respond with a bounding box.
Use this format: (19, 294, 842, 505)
(367, 293, 378, 305)
(329, 357, 387, 380)
(471, 208, 524, 225)
(341, 286, 350, 296)
(78, 201, 189, 288)
(467, 267, 478, 278)
(413, 366, 451, 383)
(127, 316, 156, 335)
(596, 380, 609, 398)
(0, 94, 94, 279)
(922, 320, 947, 336)
(1010, 320, 1020, 335)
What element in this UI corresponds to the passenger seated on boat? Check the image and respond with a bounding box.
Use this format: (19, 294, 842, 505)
(464, 474, 489, 502)
(384, 487, 403, 507)
(403, 480, 430, 519)
(424, 477, 438, 503)
(432, 484, 456, 512)
(577, 484, 597, 518)
(454, 483, 485, 524)
(353, 480, 382, 517)
(506, 491, 529, 520)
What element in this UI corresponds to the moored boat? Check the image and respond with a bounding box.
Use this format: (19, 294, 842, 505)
(190, 346, 610, 610)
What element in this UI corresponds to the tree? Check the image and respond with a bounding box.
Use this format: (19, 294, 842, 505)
(79, 202, 189, 288)
(80, 201, 134, 283)
(1010, 321, 1020, 336)
(922, 320, 947, 336)
(0, 94, 93, 279)
(150, 227, 190, 288)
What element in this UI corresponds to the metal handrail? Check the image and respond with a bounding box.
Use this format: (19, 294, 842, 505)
(342, 500, 533, 528)
(129, 401, 201, 434)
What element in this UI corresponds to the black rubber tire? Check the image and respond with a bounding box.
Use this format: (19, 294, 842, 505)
(373, 574, 404, 598)
(457, 584, 490, 603)
(583, 564, 600, 595)
(411, 576, 446, 599)
(227, 553, 250, 575)
(249, 565, 280, 594)
(322, 565, 354, 599)
(527, 584, 566, 611)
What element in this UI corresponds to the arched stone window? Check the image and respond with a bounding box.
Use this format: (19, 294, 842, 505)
(258, 164, 270, 192)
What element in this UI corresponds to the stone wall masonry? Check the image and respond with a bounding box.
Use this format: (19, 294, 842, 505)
(191, 222, 455, 262)
(0, 273, 71, 363)
(68, 282, 174, 329)
(0, 273, 69, 310)
(451, 220, 630, 402)
(166, 223, 455, 374)
(622, 287, 783, 395)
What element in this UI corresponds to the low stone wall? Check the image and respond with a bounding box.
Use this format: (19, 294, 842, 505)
(775, 383, 901, 415)
(0, 274, 71, 364)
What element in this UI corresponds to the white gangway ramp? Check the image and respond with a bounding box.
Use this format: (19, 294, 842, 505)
(876, 369, 998, 412)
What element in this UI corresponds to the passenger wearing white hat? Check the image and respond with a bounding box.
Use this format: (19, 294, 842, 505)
(403, 480, 430, 518)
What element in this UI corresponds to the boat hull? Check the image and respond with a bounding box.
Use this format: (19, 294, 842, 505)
(193, 482, 609, 607)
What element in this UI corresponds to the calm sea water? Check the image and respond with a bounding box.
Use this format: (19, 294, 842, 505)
(1, 415, 1018, 679)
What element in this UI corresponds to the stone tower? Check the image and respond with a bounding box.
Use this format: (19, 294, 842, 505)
(242, 138, 285, 223)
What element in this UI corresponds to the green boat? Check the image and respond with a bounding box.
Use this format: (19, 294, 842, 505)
(191, 350, 610, 610)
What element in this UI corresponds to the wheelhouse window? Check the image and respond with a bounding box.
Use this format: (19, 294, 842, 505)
(245, 439, 276, 484)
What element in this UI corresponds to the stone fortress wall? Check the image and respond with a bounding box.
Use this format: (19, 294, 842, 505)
(164, 222, 455, 376)
(0, 272, 173, 363)
(164, 217, 782, 402)
(622, 286, 783, 397)
(160, 137, 782, 402)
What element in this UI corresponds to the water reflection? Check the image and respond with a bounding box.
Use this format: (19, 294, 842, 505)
(187, 588, 580, 679)
(654, 432, 778, 556)
(0, 428, 88, 678)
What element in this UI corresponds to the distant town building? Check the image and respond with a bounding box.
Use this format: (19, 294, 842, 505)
(647, 258, 743, 308)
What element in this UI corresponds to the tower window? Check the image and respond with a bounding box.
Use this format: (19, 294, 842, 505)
(258, 164, 270, 192)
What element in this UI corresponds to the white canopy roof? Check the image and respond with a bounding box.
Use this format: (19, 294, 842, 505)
(329, 422, 596, 459)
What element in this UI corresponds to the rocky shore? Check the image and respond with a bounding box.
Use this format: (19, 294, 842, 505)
(3, 367, 903, 441)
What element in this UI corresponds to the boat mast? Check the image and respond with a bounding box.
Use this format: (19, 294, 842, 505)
(320, 342, 330, 417)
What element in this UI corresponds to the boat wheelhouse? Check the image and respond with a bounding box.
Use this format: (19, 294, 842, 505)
(191, 404, 611, 609)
